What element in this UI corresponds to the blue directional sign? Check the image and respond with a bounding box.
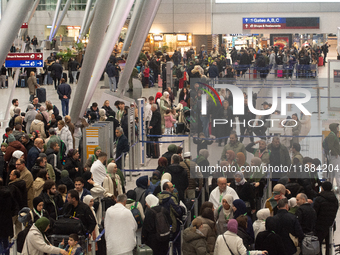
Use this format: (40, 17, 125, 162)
(243, 18, 286, 24)
(5, 60, 43, 68)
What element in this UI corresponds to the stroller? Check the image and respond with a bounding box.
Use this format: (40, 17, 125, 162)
(182, 106, 193, 133)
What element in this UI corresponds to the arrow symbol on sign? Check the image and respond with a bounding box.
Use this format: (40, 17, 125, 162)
(37, 61, 42, 66)
(245, 18, 248, 22)
(38, 54, 42, 58)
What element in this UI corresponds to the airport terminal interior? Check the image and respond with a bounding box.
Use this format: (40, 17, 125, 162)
(1, 0, 340, 254)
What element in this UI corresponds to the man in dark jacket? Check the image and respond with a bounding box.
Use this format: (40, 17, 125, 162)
(296, 193, 317, 233)
(51, 59, 63, 89)
(208, 62, 219, 79)
(57, 78, 71, 116)
(0, 178, 17, 254)
(162, 144, 178, 166)
(46, 142, 62, 182)
(274, 198, 304, 255)
(148, 104, 161, 158)
(313, 181, 339, 255)
(165, 154, 189, 202)
(31, 157, 45, 180)
(115, 127, 129, 170)
(105, 61, 117, 92)
(26, 138, 43, 171)
(326, 123, 340, 189)
(63, 189, 96, 235)
(38, 180, 64, 221)
(21, 134, 33, 153)
(86, 102, 99, 121)
(68, 58, 79, 84)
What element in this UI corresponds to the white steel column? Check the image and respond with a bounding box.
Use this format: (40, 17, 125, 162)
(120, 0, 143, 56)
(69, 0, 116, 123)
(49, 0, 62, 41)
(27, 0, 41, 24)
(117, 0, 161, 96)
(80, 1, 97, 40)
(52, 0, 72, 39)
(80, 0, 134, 119)
(78, 0, 93, 42)
(0, 0, 34, 67)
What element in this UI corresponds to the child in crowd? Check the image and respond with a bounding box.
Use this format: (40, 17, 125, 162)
(171, 109, 178, 134)
(1, 143, 7, 155)
(2, 127, 12, 143)
(57, 184, 67, 203)
(193, 132, 214, 156)
(164, 109, 176, 135)
(59, 234, 83, 255)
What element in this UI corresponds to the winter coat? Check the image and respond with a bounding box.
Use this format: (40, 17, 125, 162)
(230, 181, 255, 210)
(25, 106, 38, 133)
(296, 203, 317, 233)
(237, 226, 253, 250)
(214, 231, 262, 255)
(26, 146, 40, 171)
(27, 76, 38, 96)
(164, 113, 176, 128)
(30, 119, 46, 138)
(221, 141, 247, 161)
(0, 186, 17, 238)
(327, 123, 340, 156)
(165, 164, 189, 202)
(273, 209, 304, 255)
(179, 159, 197, 190)
(182, 227, 209, 255)
(285, 181, 304, 198)
(32, 177, 45, 198)
(313, 191, 339, 232)
(159, 96, 171, 127)
(57, 126, 73, 154)
(19, 167, 34, 209)
(255, 230, 287, 255)
(8, 179, 28, 209)
(5, 141, 27, 163)
(245, 142, 270, 164)
(142, 206, 171, 255)
(116, 134, 129, 160)
(64, 157, 81, 181)
(195, 216, 217, 254)
(22, 224, 60, 255)
(267, 143, 291, 167)
(38, 190, 64, 221)
(51, 62, 63, 79)
(149, 110, 162, 135)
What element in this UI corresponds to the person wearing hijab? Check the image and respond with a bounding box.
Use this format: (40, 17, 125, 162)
(83, 195, 100, 244)
(82, 171, 94, 191)
(230, 172, 255, 214)
(22, 217, 67, 255)
(107, 158, 125, 190)
(150, 170, 161, 185)
(84, 146, 102, 171)
(253, 208, 270, 239)
(215, 194, 234, 235)
(105, 162, 123, 197)
(30, 197, 50, 225)
(233, 199, 255, 240)
(135, 176, 149, 208)
(160, 91, 171, 132)
(214, 219, 267, 255)
(255, 217, 287, 255)
(58, 170, 75, 192)
(155, 92, 162, 107)
(153, 172, 172, 196)
(125, 190, 145, 220)
(142, 194, 171, 255)
(196, 207, 217, 254)
(233, 152, 249, 174)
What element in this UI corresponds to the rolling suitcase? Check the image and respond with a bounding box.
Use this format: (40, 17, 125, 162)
(277, 69, 283, 78)
(152, 141, 160, 158)
(318, 56, 324, 66)
(134, 244, 153, 255)
(36, 87, 46, 103)
(21, 79, 25, 87)
(253, 69, 257, 79)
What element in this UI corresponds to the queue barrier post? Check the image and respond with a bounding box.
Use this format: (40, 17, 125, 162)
(168, 241, 174, 255)
(201, 184, 206, 207)
(329, 223, 334, 255)
(180, 225, 184, 255)
(13, 239, 17, 255)
(194, 198, 198, 219)
(91, 240, 96, 255)
(186, 211, 192, 228)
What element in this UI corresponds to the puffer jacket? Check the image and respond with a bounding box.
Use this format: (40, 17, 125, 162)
(195, 216, 217, 254)
(30, 119, 46, 138)
(57, 126, 73, 154)
(21, 224, 61, 255)
(182, 227, 209, 255)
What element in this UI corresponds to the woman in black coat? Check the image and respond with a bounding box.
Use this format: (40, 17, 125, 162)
(178, 88, 190, 105)
(230, 172, 255, 214)
(236, 215, 254, 250)
(255, 217, 287, 255)
(64, 149, 81, 181)
(215, 100, 233, 146)
(120, 106, 129, 140)
(102, 100, 116, 118)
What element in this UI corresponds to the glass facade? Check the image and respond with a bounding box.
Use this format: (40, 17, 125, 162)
(37, 0, 96, 11)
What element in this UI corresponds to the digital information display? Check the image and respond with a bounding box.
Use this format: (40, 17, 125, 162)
(243, 17, 319, 30)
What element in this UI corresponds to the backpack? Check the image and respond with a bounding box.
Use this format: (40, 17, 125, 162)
(176, 67, 183, 79)
(59, 140, 67, 161)
(301, 234, 319, 255)
(131, 201, 143, 229)
(151, 208, 171, 242)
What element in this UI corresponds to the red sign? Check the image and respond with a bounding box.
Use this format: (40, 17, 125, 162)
(21, 23, 28, 29)
(243, 23, 319, 30)
(6, 53, 44, 61)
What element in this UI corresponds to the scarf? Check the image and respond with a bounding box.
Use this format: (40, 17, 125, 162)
(35, 217, 50, 244)
(235, 172, 246, 186)
(222, 194, 234, 220)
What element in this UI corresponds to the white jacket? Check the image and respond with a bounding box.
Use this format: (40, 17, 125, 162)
(22, 224, 61, 255)
(214, 231, 262, 255)
(105, 203, 137, 255)
(57, 126, 73, 153)
(209, 186, 239, 209)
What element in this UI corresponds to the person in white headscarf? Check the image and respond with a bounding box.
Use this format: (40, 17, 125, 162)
(105, 162, 123, 197)
(214, 194, 234, 235)
(160, 91, 171, 132)
(160, 172, 172, 192)
(252, 208, 270, 239)
(83, 195, 100, 243)
(142, 194, 171, 255)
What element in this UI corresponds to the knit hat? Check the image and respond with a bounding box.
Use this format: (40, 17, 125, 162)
(107, 162, 116, 174)
(33, 197, 44, 211)
(99, 109, 106, 116)
(8, 134, 15, 143)
(60, 170, 69, 178)
(12, 150, 24, 159)
(83, 195, 94, 206)
(168, 144, 178, 153)
(322, 181, 333, 191)
(145, 194, 159, 208)
(127, 190, 137, 201)
(227, 219, 238, 234)
(273, 184, 286, 195)
(1, 143, 7, 148)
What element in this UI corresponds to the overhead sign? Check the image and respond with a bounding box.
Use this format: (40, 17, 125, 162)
(5, 53, 44, 68)
(218, 0, 340, 2)
(243, 17, 320, 30)
(21, 23, 28, 29)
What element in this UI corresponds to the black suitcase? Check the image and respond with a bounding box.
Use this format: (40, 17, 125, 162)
(63, 72, 67, 81)
(36, 87, 46, 103)
(149, 141, 160, 158)
(176, 123, 185, 134)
